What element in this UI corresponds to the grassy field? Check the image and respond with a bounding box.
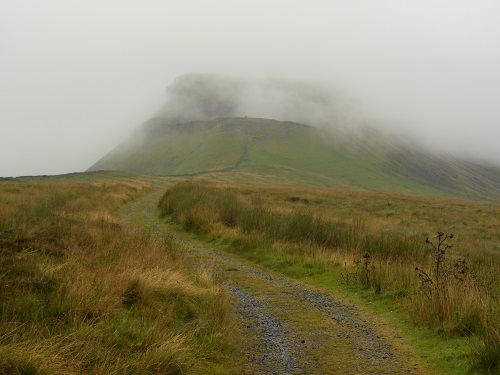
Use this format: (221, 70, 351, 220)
(0, 178, 236, 374)
(158, 181, 499, 373)
(1, 170, 498, 373)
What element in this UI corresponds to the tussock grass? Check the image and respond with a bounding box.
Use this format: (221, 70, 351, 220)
(0, 181, 235, 374)
(159, 181, 499, 373)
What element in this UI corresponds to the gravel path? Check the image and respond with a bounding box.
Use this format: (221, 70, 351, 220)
(122, 188, 423, 374)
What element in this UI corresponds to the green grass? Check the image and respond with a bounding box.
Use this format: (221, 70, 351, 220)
(91, 124, 245, 175)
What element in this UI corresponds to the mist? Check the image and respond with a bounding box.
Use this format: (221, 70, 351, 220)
(155, 74, 359, 128)
(1, 1, 500, 177)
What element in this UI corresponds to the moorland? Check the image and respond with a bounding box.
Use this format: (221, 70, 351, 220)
(1, 169, 498, 374)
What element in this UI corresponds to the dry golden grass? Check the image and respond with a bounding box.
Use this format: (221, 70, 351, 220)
(0, 180, 236, 374)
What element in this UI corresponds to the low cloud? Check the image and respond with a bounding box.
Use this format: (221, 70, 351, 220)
(155, 73, 364, 130)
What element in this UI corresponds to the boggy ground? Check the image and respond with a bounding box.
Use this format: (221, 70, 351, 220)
(122, 188, 426, 374)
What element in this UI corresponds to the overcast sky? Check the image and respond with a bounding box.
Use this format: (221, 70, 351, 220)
(1, 1, 500, 177)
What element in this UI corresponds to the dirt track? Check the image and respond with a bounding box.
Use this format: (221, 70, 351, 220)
(122, 188, 424, 374)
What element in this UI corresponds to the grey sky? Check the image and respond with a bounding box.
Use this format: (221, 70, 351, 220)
(1, 1, 499, 177)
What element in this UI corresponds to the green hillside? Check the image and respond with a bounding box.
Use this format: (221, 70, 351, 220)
(88, 117, 500, 201)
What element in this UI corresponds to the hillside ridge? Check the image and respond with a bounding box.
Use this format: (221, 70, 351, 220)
(88, 117, 500, 202)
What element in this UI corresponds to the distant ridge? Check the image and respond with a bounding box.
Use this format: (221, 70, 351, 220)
(88, 117, 500, 202)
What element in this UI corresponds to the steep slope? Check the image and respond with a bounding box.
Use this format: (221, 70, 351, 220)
(88, 117, 500, 201)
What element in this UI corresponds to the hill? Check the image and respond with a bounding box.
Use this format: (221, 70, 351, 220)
(88, 117, 500, 202)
